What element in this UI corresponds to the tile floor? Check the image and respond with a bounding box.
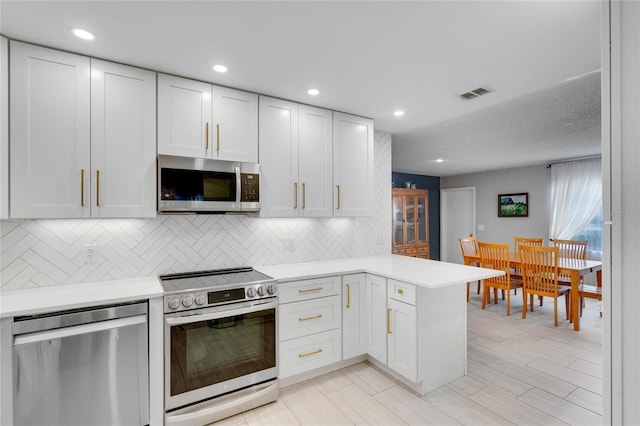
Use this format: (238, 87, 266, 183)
(212, 289, 603, 425)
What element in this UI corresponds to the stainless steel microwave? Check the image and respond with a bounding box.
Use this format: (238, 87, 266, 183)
(158, 155, 260, 213)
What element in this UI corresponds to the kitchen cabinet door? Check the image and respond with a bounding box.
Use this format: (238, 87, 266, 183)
(342, 273, 367, 359)
(10, 41, 91, 218)
(366, 274, 388, 364)
(1, 36, 8, 219)
(90, 60, 156, 218)
(212, 85, 258, 163)
(333, 112, 374, 217)
(157, 73, 211, 158)
(258, 96, 299, 217)
(298, 105, 333, 217)
(387, 297, 418, 382)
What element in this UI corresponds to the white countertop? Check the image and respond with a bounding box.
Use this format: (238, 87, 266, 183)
(256, 254, 503, 288)
(0, 276, 163, 318)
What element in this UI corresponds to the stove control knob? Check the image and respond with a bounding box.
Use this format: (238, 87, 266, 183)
(246, 287, 257, 298)
(257, 286, 266, 297)
(168, 298, 180, 310)
(267, 284, 277, 295)
(195, 294, 206, 305)
(182, 296, 194, 307)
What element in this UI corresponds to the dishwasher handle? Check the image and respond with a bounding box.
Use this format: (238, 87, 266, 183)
(13, 315, 147, 346)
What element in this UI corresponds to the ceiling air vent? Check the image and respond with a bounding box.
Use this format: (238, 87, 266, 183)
(459, 87, 491, 100)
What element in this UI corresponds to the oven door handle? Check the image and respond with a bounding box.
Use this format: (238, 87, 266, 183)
(166, 300, 277, 326)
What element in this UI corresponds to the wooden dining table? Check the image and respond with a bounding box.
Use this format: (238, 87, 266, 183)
(463, 252, 602, 331)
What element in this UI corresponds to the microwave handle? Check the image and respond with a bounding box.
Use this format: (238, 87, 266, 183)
(235, 166, 241, 208)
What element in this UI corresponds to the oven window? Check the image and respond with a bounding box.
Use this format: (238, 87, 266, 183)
(160, 168, 236, 202)
(169, 308, 276, 396)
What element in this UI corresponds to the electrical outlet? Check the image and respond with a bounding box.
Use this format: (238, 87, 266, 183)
(283, 237, 295, 252)
(83, 244, 97, 263)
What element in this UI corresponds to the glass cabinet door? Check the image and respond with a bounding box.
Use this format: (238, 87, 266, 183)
(405, 196, 415, 244)
(392, 195, 404, 246)
(417, 196, 427, 244)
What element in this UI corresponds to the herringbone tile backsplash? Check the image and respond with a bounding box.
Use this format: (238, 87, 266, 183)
(0, 131, 392, 290)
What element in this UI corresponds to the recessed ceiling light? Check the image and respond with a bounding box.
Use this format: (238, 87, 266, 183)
(212, 64, 228, 73)
(394, 110, 405, 117)
(72, 28, 94, 40)
(435, 158, 444, 163)
(307, 89, 320, 96)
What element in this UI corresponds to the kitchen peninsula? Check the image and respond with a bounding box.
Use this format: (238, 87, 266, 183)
(256, 254, 503, 395)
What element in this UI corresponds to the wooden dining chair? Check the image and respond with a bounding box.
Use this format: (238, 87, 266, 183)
(552, 239, 601, 317)
(513, 237, 544, 302)
(459, 236, 481, 302)
(519, 245, 571, 326)
(478, 242, 523, 316)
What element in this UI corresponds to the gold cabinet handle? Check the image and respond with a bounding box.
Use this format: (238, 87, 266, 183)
(398, 288, 404, 295)
(298, 348, 323, 358)
(298, 313, 323, 322)
(216, 123, 220, 151)
(336, 185, 341, 210)
(80, 169, 85, 206)
(302, 183, 306, 209)
(294, 182, 298, 209)
(387, 308, 392, 334)
(205, 122, 209, 150)
(346, 284, 351, 308)
(96, 170, 100, 207)
(298, 287, 322, 294)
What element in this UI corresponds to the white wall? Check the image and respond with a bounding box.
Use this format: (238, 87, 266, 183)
(441, 164, 551, 249)
(0, 132, 391, 291)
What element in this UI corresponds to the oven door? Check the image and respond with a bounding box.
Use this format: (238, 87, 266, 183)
(164, 299, 277, 411)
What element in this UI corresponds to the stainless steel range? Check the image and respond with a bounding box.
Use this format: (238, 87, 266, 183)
(160, 267, 278, 426)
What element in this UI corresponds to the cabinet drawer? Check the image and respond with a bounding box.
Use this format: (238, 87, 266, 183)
(278, 276, 340, 303)
(279, 295, 341, 341)
(388, 279, 417, 306)
(392, 248, 405, 255)
(279, 329, 342, 378)
(405, 247, 418, 256)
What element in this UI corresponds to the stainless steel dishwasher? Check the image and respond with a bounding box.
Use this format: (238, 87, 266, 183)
(11, 301, 149, 426)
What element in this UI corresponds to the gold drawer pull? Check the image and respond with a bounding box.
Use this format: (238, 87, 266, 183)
(336, 185, 341, 210)
(80, 169, 85, 206)
(216, 123, 220, 151)
(397, 288, 404, 295)
(96, 170, 100, 207)
(298, 348, 323, 358)
(346, 284, 351, 308)
(298, 287, 322, 294)
(205, 122, 209, 150)
(298, 313, 323, 322)
(387, 308, 392, 334)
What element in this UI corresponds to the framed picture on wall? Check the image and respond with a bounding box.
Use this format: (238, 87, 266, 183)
(498, 193, 528, 217)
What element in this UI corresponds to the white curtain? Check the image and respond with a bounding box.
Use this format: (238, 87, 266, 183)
(549, 158, 602, 240)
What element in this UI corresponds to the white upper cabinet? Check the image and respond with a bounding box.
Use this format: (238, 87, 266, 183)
(10, 41, 91, 218)
(212, 86, 258, 163)
(91, 59, 156, 217)
(259, 97, 333, 217)
(157, 74, 211, 158)
(10, 41, 156, 218)
(158, 74, 258, 163)
(333, 112, 374, 217)
(259, 96, 299, 217)
(298, 105, 333, 217)
(1, 36, 9, 219)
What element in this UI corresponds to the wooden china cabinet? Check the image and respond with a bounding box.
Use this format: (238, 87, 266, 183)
(392, 188, 429, 259)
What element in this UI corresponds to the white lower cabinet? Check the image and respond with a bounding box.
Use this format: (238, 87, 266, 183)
(277, 272, 465, 395)
(366, 275, 418, 383)
(342, 273, 367, 359)
(278, 276, 342, 378)
(387, 297, 417, 382)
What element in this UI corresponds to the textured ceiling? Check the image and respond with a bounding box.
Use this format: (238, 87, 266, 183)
(0, 1, 602, 176)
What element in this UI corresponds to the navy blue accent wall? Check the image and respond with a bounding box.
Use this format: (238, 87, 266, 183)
(392, 172, 441, 260)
